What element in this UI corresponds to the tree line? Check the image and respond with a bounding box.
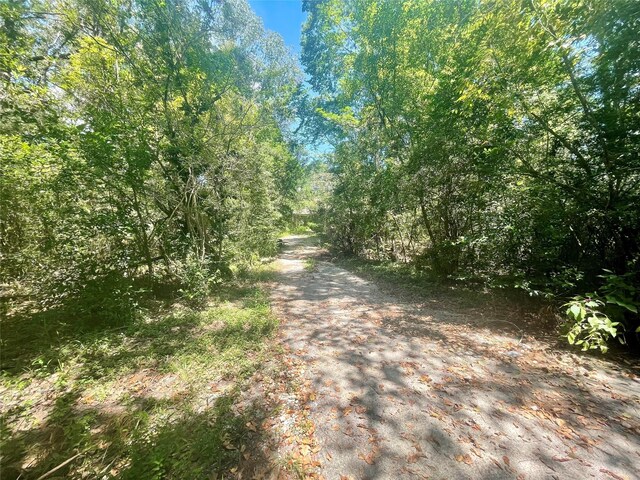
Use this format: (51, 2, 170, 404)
(3, 0, 639, 351)
(300, 0, 640, 351)
(1, 0, 304, 321)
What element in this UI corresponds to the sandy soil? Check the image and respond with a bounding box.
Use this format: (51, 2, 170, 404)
(271, 236, 640, 480)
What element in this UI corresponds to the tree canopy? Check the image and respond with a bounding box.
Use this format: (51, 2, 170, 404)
(1, 0, 304, 317)
(300, 0, 640, 350)
(2, 0, 639, 346)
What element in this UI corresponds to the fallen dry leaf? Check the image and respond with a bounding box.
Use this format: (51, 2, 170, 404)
(455, 453, 473, 465)
(552, 456, 572, 462)
(599, 468, 625, 480)
(358, 452, 376, 465)
(300, 444, 311, 456)
(407, 452, 425, 464)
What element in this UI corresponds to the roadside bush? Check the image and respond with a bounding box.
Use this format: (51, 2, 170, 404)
(563, 272, 639, 353)
(176, 254, 230, 306)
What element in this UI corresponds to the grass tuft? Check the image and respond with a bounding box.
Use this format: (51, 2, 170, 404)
(1, 271, 282, 479)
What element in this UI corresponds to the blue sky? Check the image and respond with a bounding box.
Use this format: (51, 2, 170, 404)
(248, 1, 332, 157)
(248, 0, 307, 54)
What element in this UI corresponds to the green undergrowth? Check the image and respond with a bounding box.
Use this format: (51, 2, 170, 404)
(279, 223, 318, 237)
(0, 264, 281, 479)
(304, 258, 318, 272)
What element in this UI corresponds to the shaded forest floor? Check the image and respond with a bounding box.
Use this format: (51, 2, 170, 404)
(2, 236, 639, 480)
(269, 235, 640, 480)
(0, 267, 316, 479)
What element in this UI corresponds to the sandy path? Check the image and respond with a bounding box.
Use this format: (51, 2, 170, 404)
(271, 236, 640, 480)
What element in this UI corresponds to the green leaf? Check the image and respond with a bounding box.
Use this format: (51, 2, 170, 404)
(587, 317, 600, 328)
(605, 297, 638, 313)
(569, 303, 582, 319)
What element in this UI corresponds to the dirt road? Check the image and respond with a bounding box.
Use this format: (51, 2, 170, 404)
(271, 236, 640, 480)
